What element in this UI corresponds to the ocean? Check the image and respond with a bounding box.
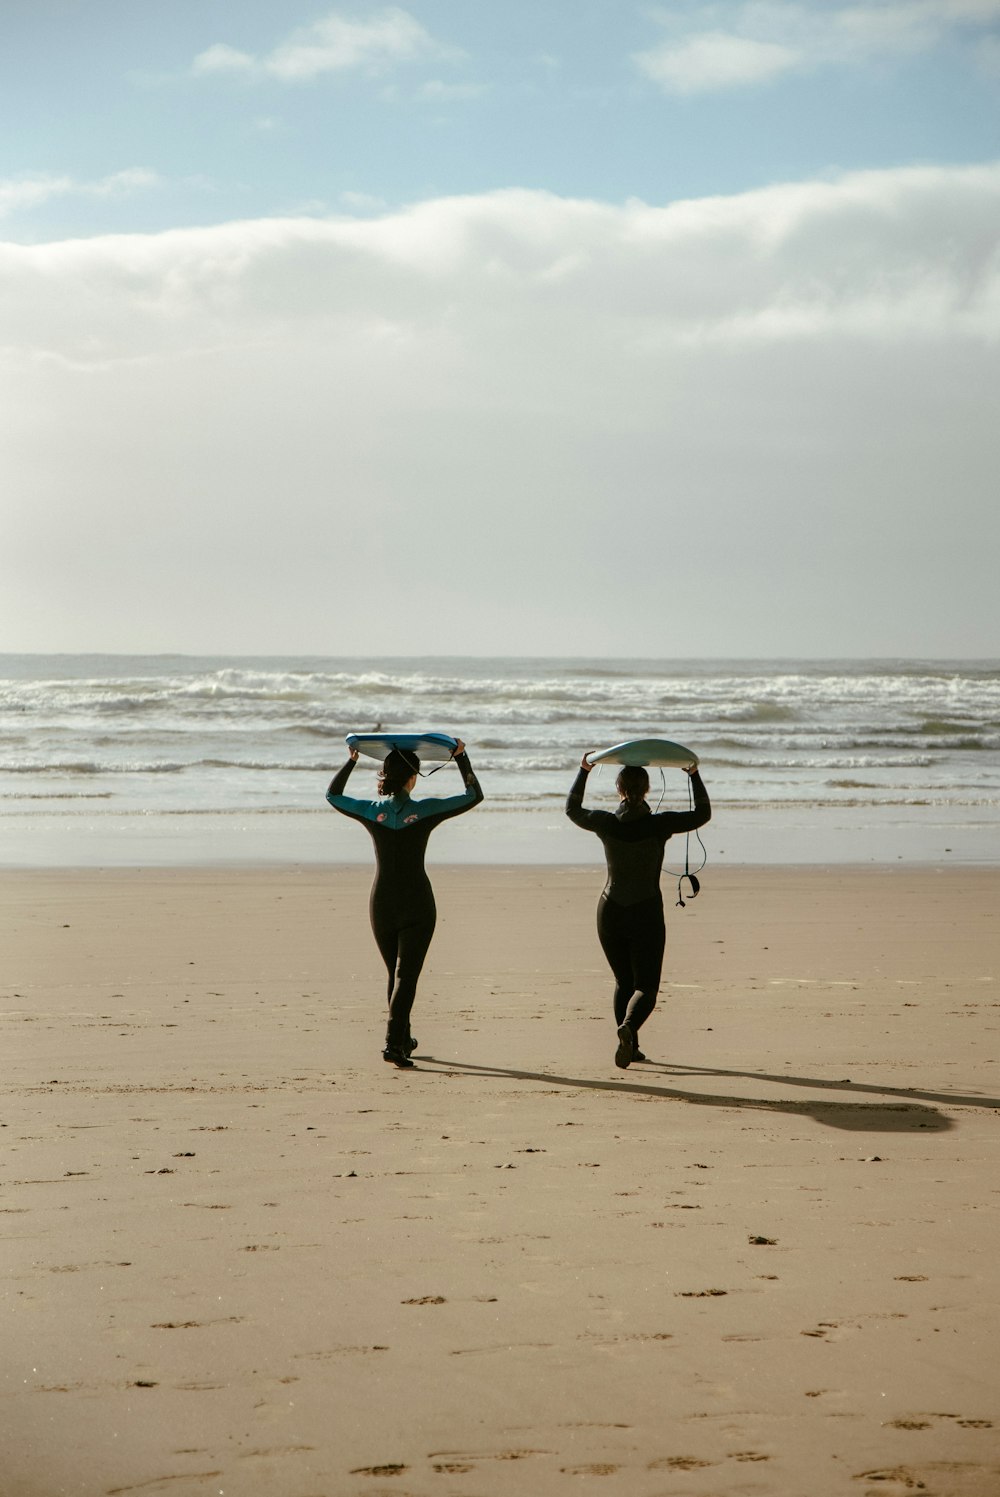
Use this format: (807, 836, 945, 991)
(2, 655, 998, 867)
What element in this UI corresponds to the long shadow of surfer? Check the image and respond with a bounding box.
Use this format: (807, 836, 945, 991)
(415, 1056, 959, 1133)
(658, 1062, 1000, 1115)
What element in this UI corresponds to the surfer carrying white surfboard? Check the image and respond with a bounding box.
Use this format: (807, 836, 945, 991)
(326, 737, 484, 1068)
(566, 750, 711, 1069)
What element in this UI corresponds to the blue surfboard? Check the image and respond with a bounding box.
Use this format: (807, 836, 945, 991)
(346, 731, 460, 763)
(588, 737, 698, 770)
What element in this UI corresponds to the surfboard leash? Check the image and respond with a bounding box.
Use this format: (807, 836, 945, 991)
(671, 770, 708, 908)
(392, 747, 456, 778)
(421, 743, 468, 777)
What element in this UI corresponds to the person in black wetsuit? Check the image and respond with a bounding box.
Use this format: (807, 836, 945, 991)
(566, 755, 711, 1069)
(326, 741, 484, 1068)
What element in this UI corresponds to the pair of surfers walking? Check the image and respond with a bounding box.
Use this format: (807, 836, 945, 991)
(326, 742, 711, 1069)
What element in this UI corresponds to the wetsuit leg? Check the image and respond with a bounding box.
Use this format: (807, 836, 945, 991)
(384, 915, 436, 1047)
(596, 894, 637, 1026)
(370, 888, 436, 1050)
(622, 899, 665, 1034)
(370, 913, 401, 1006)
(598, 895, 664, 1034)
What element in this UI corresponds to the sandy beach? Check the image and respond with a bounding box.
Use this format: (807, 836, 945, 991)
(3, 863, 999, 1497)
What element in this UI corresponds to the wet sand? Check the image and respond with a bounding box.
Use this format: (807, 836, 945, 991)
(3, 864, 999, 1496)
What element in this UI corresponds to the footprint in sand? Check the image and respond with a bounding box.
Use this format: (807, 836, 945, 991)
(429, 1449, 547, 1464)
(107, 1474, 222, 1493)
(239, 1445, 316, 1459)
(648, 1457, 715, 1471)
(151, 1316, 243, 1329)
(801, 1320, 859, 1340)
(852, 1466, 924, 1488)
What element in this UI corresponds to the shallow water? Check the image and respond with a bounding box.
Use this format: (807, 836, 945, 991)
(2, 654, 998, 865)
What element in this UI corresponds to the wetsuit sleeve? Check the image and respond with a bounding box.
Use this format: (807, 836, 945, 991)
(565, 766, 607, 830)
(418, 751, 485, 824)
(653, 769, 711, 834)
(325, 759, 373, 823)
(455, 751, 484, 802)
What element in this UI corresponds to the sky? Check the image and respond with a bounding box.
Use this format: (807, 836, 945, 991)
(3, 0, 999, 658)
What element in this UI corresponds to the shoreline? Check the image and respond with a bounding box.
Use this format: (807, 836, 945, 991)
(3, 858, 999, 874)
(2, 855, 997, 872)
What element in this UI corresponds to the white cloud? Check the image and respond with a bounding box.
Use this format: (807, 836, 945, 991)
(191, 43, 255, 75)
(636, 31, 799, 91)
(0, 168, 158, 219)
(0, 175, 74, 216)
(2, 165, 998, 654)
(193, 6, 454, 83)
(636, 0, 1000, 93)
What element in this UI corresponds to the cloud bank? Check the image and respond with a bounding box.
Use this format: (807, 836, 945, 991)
(6, 164, 997, 357)
(3, 165, 998, 653)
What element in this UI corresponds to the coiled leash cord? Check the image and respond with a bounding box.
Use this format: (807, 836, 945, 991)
(659, 767, 708, 908)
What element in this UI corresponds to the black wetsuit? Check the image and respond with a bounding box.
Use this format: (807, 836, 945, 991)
(326, 754, 484, 1049)
(566, 767, 711, 1038)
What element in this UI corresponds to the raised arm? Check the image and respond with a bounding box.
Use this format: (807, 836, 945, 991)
(325, 749, 373, 822)
(419, 740, 484, 824)
(565, 753, 602, 829)
(452, 741, 485, 805)
(654, 767, 711, 834)
(327, 752, 357, 800)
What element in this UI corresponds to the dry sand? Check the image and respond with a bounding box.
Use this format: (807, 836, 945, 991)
(3, 864, 999, 1497)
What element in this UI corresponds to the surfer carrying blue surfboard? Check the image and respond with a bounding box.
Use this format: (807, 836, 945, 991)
(326, 737, 484, 1068)
(566, 752, 711, 1069)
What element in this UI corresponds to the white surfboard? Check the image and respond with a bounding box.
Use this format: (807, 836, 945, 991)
(587, 737, 698, 770)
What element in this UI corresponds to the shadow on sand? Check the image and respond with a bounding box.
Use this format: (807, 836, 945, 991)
(411, 1055, 984, 1133)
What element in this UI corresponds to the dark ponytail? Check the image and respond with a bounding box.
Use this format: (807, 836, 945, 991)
(615, 765, 649, 806)
(377, 749, 419, 797)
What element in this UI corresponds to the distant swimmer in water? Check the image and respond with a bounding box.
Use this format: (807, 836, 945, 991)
(326, 741, 484, 1068)
(566, 755, 711, 1068)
